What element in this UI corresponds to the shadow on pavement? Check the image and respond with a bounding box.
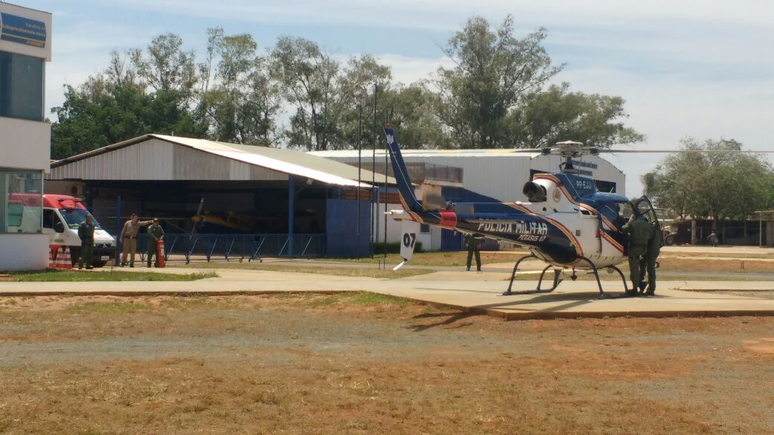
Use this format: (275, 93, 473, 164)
(408, 311, 480, 332)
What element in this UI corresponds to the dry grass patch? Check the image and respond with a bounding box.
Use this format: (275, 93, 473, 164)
(8, 270, 217, 282)
(257, 264, 434, 279)
(330, 250, 528, 267)
(171, 261, 435, 278)
(2, 298, 774, 434)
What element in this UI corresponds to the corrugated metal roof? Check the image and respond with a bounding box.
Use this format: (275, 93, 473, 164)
(50, 134, 394, 188)
(310, 149, 542, 158)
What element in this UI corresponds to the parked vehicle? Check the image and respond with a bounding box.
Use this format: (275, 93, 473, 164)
(40, 195, 116, 267)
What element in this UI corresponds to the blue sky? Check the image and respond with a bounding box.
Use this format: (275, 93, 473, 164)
(21, 0, 774, 195)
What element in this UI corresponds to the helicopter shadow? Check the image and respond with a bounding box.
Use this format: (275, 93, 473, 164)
(408, 311, 479, 332)
(406, 289, 635, 330)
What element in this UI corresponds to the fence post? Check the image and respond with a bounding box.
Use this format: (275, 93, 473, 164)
(115, 195, 122, 265)
(288, 176, 295, 257)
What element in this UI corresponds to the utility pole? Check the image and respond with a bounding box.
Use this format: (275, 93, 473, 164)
(371, 83, 377, 258)
(357, 105, 362, 257)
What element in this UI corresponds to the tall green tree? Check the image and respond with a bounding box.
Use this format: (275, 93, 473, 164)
(512, 83, 645, 147)
(434, 15, 561, 148)
(271, 37, 391, 150)
(378, 83, 446, 149)
(199, 29, 282, 145)
(129, 33, 197, 104)
(643, 138, 774, 228)
(51, 50, 207, 159)
(271, 36, 339, 150)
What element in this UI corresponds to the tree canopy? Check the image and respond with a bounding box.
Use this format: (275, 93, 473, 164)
(514, 83, 645, 147)
(50, 50, 207, 160)
(643, 138, 774, 224)
(434, 16, 560, 148)
(50, 16, 644, 158)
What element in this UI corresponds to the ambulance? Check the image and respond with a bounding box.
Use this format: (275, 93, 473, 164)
(40, 195, 116, 267)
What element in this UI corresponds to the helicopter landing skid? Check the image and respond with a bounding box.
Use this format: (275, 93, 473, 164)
(502, 255, 630, 299)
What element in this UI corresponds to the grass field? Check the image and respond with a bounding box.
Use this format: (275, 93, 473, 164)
(257, 264, 434, 279)
(7, 270, 217, 282)
(0, 294, 772, 434)
(172, 262, 434, 279)
(169, 251, 774, 279)
(329, 250, 529, 267)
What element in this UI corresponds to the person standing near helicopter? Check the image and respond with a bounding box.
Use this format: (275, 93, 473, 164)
(464, 233, 482, 272)
(640, 219, 661, 296)
(622, 213, 655, 295)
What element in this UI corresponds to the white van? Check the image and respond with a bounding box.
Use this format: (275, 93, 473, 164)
(39, 194, 116, 267)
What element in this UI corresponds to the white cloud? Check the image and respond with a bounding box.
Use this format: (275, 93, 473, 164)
(557, 67, 774, 195)
(375, 54, 453, 85)
(103, 0, 774, 32)
(46, 18, 180, 115)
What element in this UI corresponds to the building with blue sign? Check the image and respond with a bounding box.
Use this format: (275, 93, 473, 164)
(0, 3, 52, 270)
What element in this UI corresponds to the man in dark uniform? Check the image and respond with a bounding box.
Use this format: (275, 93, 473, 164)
(146, 218, 165, 268)
(641, 220, 661, 296)
(464, 233, 482, 272)
(622, 213, 654, 295)
(78, 214, 96, 270)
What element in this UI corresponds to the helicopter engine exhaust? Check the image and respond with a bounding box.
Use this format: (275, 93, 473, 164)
(523, 181, 547, 202)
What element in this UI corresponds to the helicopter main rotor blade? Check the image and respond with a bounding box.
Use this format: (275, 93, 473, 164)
(595, 149, 774, 154)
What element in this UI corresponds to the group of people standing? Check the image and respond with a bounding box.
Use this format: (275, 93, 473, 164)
(119, 214, 165, 268)
(77, 213, 165, 269)
(622, 213, 661, 296)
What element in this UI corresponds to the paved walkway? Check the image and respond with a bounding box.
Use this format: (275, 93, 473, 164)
(2, 265, 774, 320)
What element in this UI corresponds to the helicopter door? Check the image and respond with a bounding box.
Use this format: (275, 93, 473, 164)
(633, 196, 664, 246)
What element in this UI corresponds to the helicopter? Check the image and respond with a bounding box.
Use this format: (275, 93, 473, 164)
(383, 125, 666, 298)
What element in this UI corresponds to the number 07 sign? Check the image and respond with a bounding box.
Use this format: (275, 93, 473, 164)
(394, 221, 420, 271)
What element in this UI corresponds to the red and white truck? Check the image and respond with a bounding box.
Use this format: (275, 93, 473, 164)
(40, 195, 116, 267)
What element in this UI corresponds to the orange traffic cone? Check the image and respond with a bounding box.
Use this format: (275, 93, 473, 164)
(156, 239, 166, 268)
(56, 246, 73, 270)
(48, 245, 57, 268)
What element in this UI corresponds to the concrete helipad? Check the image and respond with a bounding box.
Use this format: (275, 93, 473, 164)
(2, 265, 774, 320)
(372, 271, 774, 320)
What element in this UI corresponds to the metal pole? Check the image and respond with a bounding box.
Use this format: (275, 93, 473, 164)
(113, 195, 121, 271)
(371, 83, 377, 258)
(375, 187, 380, 247)
(357, 105, 362, 257)
(760, 213, 763, 247)
(288, 176, 295, 257)
(383, 116, 388, 260)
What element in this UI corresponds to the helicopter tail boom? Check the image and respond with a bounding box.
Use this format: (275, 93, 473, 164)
(383, 125, 422, 214)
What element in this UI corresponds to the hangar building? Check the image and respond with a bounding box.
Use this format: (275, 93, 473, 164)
(311, 148, 626, 251)
(47, 135, 392, 258)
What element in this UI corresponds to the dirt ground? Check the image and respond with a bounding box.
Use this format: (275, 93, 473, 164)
(1, 294, 773, 435)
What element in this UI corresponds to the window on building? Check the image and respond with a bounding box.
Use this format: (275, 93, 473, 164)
(420, 224, 430, 233)
(0, 52, 45, 122)
(0, 169, 43, 234)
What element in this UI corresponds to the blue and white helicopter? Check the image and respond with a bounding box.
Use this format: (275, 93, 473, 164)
(382, 124, 662, 298)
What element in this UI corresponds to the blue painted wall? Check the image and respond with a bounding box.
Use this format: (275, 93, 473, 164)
(326, 199, 372, 257)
